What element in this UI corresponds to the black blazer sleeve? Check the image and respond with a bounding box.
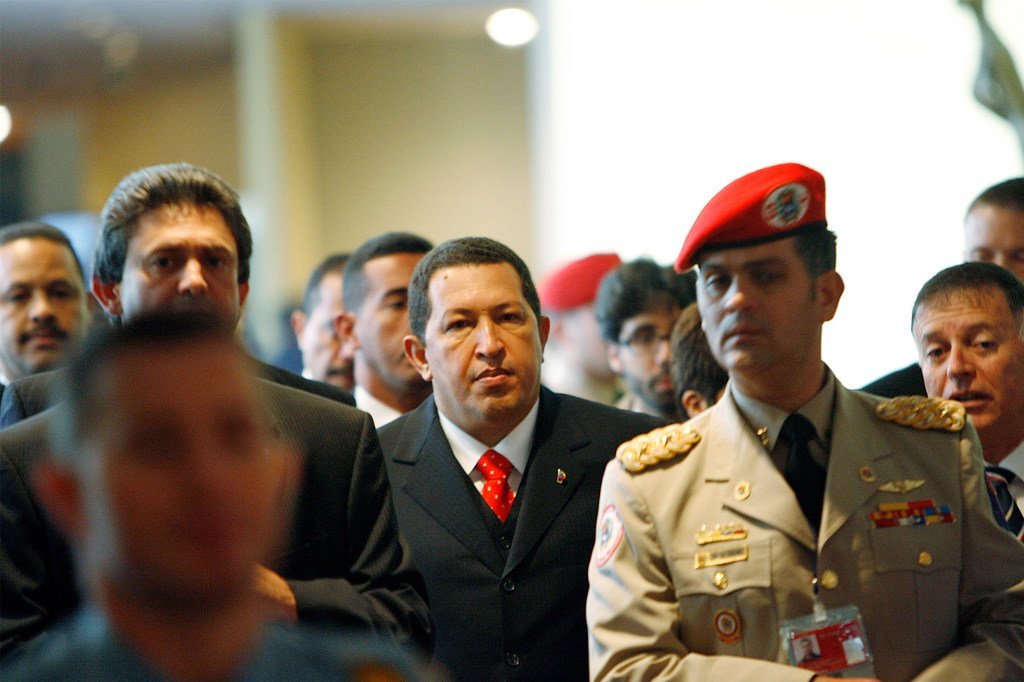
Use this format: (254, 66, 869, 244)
(263, 386, 432, 654)
(0, 417, 80, 660)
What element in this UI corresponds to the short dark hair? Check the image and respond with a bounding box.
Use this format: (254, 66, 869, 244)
(95, 163, 253, 286)
(407, 237, 540, 341)
(912, 261, 1024, 335)
(49, 310, 243, 465)
(967, 177, 1024, 215)
(670, 302, 728, 414)
(343, 232, 433, 312)
(301, 253, 350, 314)
(0, 221, 86, 282)
(595, 259, 697, 343)
(793, 227, 838, 280)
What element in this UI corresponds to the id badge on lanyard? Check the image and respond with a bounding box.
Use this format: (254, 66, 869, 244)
(779, 573, 876, 677)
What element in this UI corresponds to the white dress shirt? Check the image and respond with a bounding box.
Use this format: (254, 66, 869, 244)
(438, 399, 540, 495)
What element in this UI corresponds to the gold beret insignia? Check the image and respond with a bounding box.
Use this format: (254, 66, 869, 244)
(616, 423, 700, 472)
(875, 396, 965, 432)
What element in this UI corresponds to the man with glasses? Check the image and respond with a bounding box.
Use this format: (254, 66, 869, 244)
(595, 259, 696, 421)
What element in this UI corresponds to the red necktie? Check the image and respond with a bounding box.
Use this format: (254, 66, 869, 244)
(476, 449, 515, 522)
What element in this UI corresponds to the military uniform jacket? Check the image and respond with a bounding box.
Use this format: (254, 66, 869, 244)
(587, 380, 1024, 681)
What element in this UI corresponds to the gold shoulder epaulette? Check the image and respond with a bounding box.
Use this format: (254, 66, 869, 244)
(616, 423, 701, 473)
(875, 396, 966, 432)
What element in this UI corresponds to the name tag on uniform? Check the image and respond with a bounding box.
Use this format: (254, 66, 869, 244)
(694, 544, 748, 569)
(780, 604, 875, 677)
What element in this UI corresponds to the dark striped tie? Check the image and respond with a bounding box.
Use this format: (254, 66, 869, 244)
(985, 466, 1024, 541)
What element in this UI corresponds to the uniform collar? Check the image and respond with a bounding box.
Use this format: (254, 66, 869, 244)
(729, 366, 836, 453)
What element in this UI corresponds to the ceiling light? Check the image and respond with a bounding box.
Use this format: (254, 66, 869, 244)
(486, 8, 539, 48)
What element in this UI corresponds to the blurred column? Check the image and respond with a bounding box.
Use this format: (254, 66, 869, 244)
(234, 11, 320, 360)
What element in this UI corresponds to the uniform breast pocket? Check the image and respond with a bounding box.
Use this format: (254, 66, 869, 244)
(869, 522, 961, 651)
(670, 539, 774, 657)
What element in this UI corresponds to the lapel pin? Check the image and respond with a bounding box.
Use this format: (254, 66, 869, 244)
(734, 481, 751, 501)
(858, 465, 876, 483)
(556, 468, 567, 485)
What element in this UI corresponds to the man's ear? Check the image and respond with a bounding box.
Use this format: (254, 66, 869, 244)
(91, 276, 122, 316)
(238, 281, 250, 310)
(606, 343, 624, 375)
(538, 315, 551, 353)
(290, 309, 307, 338)
(336, 312, 359, 355)
(815, 271, 845, 323)
(31, 459, 86, 542)
(404, 335, 432, 382)
(681, 389, 710, 419)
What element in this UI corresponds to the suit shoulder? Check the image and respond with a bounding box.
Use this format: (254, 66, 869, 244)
(553, 392, 665, 430)
(861, 393, 966, 433)
(256, 360, 356, 406)
(260, 380, 370, 428)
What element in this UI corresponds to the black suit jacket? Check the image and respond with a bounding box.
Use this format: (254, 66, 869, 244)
(378, 388, 663, 681)
(0, 360, 353, 429)
(861, 362, 927, 398)
(0, 379, 431, 659)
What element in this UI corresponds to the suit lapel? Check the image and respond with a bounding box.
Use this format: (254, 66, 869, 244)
(394, 399, 506, 576)
(712, 393, 818, 552)
(504, 390, 591, 576)
(819, 384, 896, 548)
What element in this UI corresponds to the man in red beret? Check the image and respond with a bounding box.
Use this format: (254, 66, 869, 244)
(588, 163, 1024, 681)
(539, 253, 623, 405)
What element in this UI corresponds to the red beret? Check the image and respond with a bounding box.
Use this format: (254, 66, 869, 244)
(674, 163, 827, 271)
(539, 253, 622, 311)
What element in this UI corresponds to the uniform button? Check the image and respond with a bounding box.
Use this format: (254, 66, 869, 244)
(820, 570, 839, 589)
(502, 577, 516, 592)
(500, 535, 512, 550)
(713, 571, 729, 590)
(918, 551, 933, 567)
(506, 652, 520, 667)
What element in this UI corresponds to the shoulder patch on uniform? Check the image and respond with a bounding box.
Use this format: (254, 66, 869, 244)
(616, 423, 701, 472)
(875, 396, 965, 432)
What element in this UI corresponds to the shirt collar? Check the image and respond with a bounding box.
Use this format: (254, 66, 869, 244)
(354, 385, 404, 428)
(730, 366, 836, 451)
(439, 398, 540, 476)
(997, 437, 1024, 478)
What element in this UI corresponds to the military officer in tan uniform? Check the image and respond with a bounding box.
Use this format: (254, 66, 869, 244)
(587, 163, 1024, 681)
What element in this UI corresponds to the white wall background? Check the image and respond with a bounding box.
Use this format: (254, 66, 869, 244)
(531, 0, 1024, 387)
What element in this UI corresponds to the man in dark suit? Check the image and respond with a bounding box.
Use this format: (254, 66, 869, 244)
(0, 163, 430, 658)
(378, 237, 663, 681)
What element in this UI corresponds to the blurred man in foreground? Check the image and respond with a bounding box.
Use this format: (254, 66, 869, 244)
(0, 163, 430, 657)
(0, 223, 90, 400)
(6, 312, 427, 680)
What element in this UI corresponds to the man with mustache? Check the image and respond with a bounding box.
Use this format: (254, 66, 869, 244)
(588, 163, 1024, 681)
(0, 223, 90, 401)
(913, 261, 1024, 540)
(595, 258, 696, 421)
(377, 237, 663, 680)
